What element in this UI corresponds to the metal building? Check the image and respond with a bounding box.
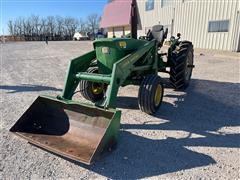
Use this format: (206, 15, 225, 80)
(100, 0, 133, 38)
(137, 0, 240, 52)
(101, 0, 240, 52)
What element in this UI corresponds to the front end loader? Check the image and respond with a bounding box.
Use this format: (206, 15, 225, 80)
(10, 25, 194, 164)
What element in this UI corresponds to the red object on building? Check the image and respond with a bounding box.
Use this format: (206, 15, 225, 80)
(100, 0, 133, 28)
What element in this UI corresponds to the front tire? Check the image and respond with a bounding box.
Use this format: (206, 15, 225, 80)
(138, 74, 164, 114)
(79, 67, 106, 102)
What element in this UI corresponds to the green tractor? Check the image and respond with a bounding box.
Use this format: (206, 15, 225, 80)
(10, 25, 194, 165)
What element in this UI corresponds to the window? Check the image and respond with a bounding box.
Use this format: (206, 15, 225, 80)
(145, 0, 154, 11)
(208, 20, 229, 32)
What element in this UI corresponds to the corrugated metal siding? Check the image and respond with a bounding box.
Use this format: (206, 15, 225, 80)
(137, 1, 173, 37)
(107, 25, 131, 38)
(137, 0, 239, 51)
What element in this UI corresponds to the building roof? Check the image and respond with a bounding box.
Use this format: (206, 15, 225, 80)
(100, 0, 132, 28)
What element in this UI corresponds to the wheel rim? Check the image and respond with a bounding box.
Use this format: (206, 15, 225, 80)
(154, 84, 162, 106)
(91, 83, 103, 95)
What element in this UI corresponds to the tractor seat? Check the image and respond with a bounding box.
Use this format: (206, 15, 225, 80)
(151, 25, 168, 47)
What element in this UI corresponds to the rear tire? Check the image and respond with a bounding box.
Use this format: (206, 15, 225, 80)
(170, 42, 194, 90)
(79, 67, 106, 102)
(138, 74, 164, 114)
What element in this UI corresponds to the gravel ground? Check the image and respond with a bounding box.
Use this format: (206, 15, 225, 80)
(0, 41, 239, 179)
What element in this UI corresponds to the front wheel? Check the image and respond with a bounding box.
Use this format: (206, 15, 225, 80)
(79, 67, 107, 102)
(138, 75, 164, 114)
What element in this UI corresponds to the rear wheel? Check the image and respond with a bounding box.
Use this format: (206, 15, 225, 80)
(170, 42, 194, 90)
(79, 67, 106, 102)
(138, 74, 164, 114)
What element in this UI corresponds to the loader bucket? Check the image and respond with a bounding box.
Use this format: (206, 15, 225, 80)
(10, 96, 121, 165)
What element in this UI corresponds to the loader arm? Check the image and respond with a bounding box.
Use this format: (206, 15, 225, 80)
(61, 50, 96, 100)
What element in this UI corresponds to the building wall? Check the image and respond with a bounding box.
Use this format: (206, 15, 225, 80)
(137, 0, 240, 51)
(107, 25, 131, 38)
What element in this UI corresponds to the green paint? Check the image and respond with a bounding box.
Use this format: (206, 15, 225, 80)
(58, 37, 178, 148)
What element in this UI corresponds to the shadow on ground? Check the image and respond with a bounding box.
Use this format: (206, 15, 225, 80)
(86, 79, 240, 179)
(0, 84, 62, 93)
(11, 79, 239, 179)
(117, 96, 139, 109)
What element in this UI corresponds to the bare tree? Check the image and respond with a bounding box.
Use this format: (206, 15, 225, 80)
(78, 18, 85, 34)
(46, 16, 55, 40)
(63, 17, 79, 40)
(6, 13, 100, 41)
(39, 17, 47, 39)
(7, 20, 14, 35)
(28, 15, 40, 40)
(87, 13, 100, 34)
(15, 17, 23, 36)
(24, 19, 32, 40)
(56, 16, 64, 39)
(69, 17, 79, 38)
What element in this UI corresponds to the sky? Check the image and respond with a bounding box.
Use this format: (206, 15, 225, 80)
(0, 0, 108, 35)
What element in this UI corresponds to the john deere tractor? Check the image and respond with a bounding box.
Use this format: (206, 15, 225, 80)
(10, 21, 194, 164)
